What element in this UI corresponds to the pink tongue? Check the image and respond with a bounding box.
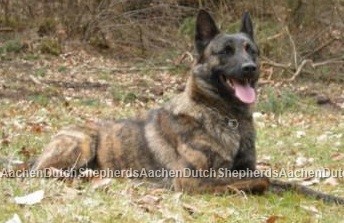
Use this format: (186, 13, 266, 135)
(232, 80, 256, 104)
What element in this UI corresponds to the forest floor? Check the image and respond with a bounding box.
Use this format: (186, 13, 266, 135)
(0, 48, 343, 223)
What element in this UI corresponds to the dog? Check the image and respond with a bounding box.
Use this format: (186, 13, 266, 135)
(32, 10, 344, 204)
(32, 9, 268, 193)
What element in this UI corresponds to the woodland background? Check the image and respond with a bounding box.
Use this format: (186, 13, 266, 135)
(1, 0, 343, 82)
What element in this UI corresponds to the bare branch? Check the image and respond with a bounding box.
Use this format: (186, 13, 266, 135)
(261, 59, 292, 70)
(29, 75, 43, 85)
(110, 66, 177, 73)
(287, 59, 312, 82)
(0, 27, 13, 32)
(284, 27, 298, 70)
(262, 57, 344, 82)
(312, 60, 344, 68)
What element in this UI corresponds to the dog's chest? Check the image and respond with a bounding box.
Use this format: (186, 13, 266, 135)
(203, 112, 241, 161)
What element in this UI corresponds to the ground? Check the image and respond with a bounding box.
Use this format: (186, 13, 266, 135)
(0, 49, 343, 223)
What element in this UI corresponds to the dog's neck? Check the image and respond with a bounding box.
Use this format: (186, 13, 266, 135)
(185, 74, 254, 119)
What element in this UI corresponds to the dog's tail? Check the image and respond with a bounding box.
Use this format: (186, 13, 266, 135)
(270, 178, 344, 205)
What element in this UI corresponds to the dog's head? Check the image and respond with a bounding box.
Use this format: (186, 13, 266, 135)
(193, 10, 259, 105)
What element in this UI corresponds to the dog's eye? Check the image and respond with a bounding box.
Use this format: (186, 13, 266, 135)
(245, 44, 257, 55)
(244, 44, 251, 52)
(219, 46, 234, 55)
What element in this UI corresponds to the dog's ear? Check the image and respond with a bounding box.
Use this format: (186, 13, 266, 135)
(240, 11, 254, 40)
(195, 10, 219, 55)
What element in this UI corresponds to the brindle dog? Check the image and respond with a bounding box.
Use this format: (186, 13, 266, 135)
(32, 10, 344, 205)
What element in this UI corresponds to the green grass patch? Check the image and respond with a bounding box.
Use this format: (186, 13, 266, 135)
(57, 66, 68, 73)
(179, 17, 195, 38)
(23, 53, 40, 61)
(34, 68, 47, 77)
(0, 39, 23, 54)
(28, 94, 50, 106)
(111, 85, 138, 104)
(78, 98, 101, 107)
(40, 38, 62, 56)
(258, 87, 300, 114)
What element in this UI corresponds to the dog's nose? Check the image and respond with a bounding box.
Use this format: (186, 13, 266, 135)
(241, 62, 257, 74)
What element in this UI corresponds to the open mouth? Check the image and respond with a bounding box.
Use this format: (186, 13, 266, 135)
(221, 75, 256, 104)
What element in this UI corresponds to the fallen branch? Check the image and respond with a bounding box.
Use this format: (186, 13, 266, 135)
(261, 59, 292, 70)
(82, 65, 180, 74)
(174, 51, 194, 65)
(262, 58, 344, 82)
(288, 59, 344, 81)
(312, 59, 344, 68)
(111, 66, 177, 73)
(258, 79, 274, 85)
(29, 75, 42, 85)
(287, 59, 312, 81)
(0, 27, 13, 32)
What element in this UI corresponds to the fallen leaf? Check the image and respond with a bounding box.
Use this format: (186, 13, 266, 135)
(300, 178, 320, 186)
(256, 162, 271, 171)
(296, 130, 306, 138)
(137, 194, 161, 205)
(211, 213, 226, 222)
(82, 197, 100, 207)
(29, 123, 44, 133)
(259, 155, 271, 162)
(331, 152, 344, 161)
(1, 132, 10, 146)
(10, 159, 24, 166)
(266, 215, 284, 223)
(253, 112, 264, 120)
(295, 156, 307, 167)
(18, 146, 34, 160)
(62, 186, 80, 199)
(323, 177, 339, 186)
(14, 190, 44, 205)
(317, 134, 328, 142)
(150, 188, 168, 195)
(135, 194, 163, 213)
(300, 205, 320, 215)
(295, 156, 313, 167)
(182, 203, 199, 215)
(5, 214, 22, 223)
(91, 177, 112, 189)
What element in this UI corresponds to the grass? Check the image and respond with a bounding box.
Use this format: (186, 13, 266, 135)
(111, 85, 138, 104)
(257, 86, 301, 114)
(34, 68, 48, 77)
(0, 39, 23, 54)
(58, 66, 68, 73)
(23, 54, 40, 61)
(0, 52, 343, 223)
(40, 38, 62, 56)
